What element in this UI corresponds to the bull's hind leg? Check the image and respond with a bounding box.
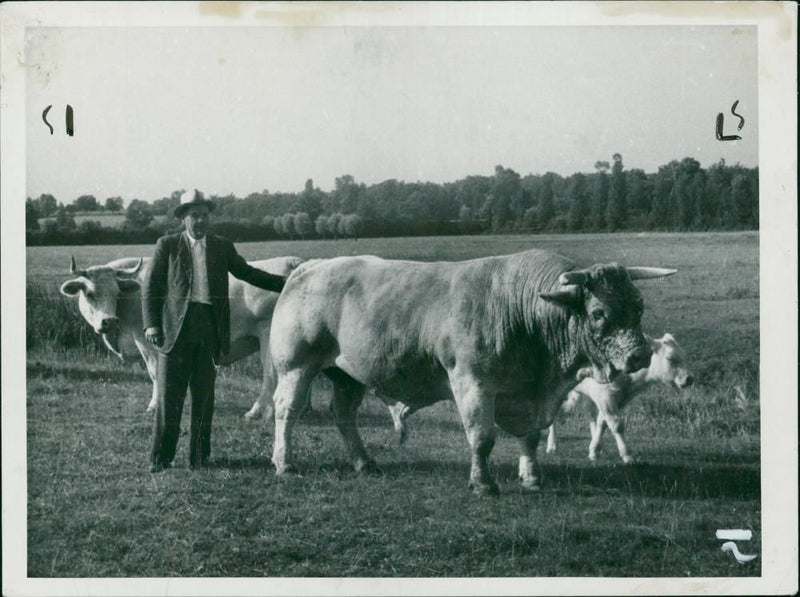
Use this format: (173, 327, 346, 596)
(271, 368, 314, 474)
(326, 369, 380, 474)
(449, 371, 499, 496)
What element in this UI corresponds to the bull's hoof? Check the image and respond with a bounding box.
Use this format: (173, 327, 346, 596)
(145, 405, 156, 414)
(545, 445, 556, 454)
(243, 408, 259, 421)
(622, 455, 636, 464)
(469, 480, 500, 496)
(356, 460, 383, 476)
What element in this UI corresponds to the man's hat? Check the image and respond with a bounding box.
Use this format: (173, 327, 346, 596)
(174, 189, 215, 218)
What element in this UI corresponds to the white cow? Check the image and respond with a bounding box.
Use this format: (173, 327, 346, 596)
(546, 333, 694, 463)
(267, 250, 675, 494)
(60, 255, 303, 420)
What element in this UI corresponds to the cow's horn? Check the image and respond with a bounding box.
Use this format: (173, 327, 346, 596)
(626, 267, 677, 280)
(116, 258, 143, 278)
(69, 255, 87, 276)
(559, 271, 589, 286)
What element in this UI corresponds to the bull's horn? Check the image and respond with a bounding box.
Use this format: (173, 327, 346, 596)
(558, 270, 589, 286)
(116, 258, 143, 278)
(626, 267, 677, 280)
(69, 255, 87, 276)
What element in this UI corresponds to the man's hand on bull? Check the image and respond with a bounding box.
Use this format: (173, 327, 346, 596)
(145, 327, 163, 347)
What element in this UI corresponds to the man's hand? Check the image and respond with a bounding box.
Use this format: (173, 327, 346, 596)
(145, 327, 163, 347)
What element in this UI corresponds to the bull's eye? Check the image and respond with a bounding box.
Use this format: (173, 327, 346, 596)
(591, 309, 605, 322)
(85, 291, 95, 300)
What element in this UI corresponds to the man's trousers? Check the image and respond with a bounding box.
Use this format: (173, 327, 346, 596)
(150, 303, 219, 468)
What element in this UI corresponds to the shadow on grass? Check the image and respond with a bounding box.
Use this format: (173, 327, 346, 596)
(27, 360, 148, 383)
(497, 460, 760, 500)
(372, 459, 759, 500)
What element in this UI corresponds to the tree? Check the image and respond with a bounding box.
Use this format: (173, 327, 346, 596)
(730, 174, 755, 228)
(36, 193, 58, 217)
(298, 179, 323, 221)
(606, 154, 627, 230)
(125, 199, 153, 229)
(537, 173, 556, 228)
(567, 173, 589, 231)
(55, 207, 77, 230)
(591, 161, 610, 229)
(327, 213, 342, 239)
(293, 212, 312, 239)
(489, 165, 520, 229)
(280, 213, 295, 238)
(315, 215, 328, 238)
(26, 198, 41, 230)
(104, 196, 124, 212)
(343, 214, 362, 239)
(272, 216, 285, 237)
(73, 194, 100, 212)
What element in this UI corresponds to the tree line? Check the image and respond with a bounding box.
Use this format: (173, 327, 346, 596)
(26, 155, 758, 245)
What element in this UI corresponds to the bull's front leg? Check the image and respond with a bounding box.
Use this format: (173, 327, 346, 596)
(450, 371, 499, 496)
(517, 432, 543, 490)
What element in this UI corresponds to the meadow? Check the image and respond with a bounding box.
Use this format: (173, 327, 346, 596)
(24, 232, 760, 578)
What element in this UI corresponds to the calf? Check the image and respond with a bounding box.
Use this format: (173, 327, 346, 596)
(546, 333, 693, 463)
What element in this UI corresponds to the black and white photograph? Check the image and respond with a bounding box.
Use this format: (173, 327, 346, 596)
(2, 2, 797, 595)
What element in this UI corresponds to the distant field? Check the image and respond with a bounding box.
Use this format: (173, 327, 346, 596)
(25, 232, 760, 577)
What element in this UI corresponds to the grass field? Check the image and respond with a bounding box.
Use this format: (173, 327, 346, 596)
(25, 232, 760, 578)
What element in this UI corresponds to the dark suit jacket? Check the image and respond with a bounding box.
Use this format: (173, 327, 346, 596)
(142, 232, 285, 359)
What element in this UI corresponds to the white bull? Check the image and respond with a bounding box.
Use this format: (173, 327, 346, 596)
(60, 255, 303, 420)
(267, 250, 675, 494)
(546, 333, 694, 463)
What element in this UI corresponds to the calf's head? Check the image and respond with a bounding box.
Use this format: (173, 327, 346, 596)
(649, 333, 694, 388)
(60, 256, 143, 355)
(540, 264, 676, 382)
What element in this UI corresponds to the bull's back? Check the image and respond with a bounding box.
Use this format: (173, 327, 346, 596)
(271, 255, 490, 398)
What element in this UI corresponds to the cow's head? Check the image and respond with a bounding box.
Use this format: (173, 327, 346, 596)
(59, 256, 143, 356)
(649, 333, 694, 388)
(540, 264, 676, 382)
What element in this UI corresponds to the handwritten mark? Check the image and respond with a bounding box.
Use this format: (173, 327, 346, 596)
(66, 104, 74, 136)
(42, 105, 53, 135)
(730, 100, 745, 131)
(716, 100, 744, 141)
(721, 541, 757, 564)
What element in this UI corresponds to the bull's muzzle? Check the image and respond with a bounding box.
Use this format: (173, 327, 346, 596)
(623, 346, 652, 374)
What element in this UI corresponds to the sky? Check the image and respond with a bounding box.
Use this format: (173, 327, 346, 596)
(25, 25, 758, 204)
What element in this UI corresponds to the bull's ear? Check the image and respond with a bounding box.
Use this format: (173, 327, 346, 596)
(539, 285, 582, 309)
(118, 279, 141, 294)
(60, 279, 85, 297)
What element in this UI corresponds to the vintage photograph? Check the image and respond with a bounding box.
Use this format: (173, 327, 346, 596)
(2, 2, 797, 596)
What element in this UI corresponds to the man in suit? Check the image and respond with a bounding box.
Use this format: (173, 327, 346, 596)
(142, 189, 286, 472)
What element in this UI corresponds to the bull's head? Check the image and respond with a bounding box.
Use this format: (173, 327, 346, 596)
(540, 264, 676, 382)
(59, 256, 143, 356)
